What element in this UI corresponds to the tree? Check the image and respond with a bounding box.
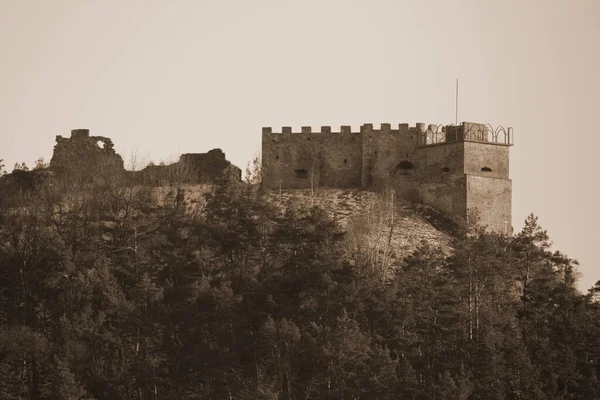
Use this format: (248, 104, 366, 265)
(244, 152, 262, 186)
(34, 157, 48, 170)
(41, 356, 86, 399)
(397, 356, 419, 399)
(1, 155, 598, 399)
(12, 161, 28, 172)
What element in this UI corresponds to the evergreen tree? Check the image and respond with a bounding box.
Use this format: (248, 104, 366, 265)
(0, 167, 597, 399)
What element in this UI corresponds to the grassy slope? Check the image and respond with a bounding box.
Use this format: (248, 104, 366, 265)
(266, 188, 454, 269)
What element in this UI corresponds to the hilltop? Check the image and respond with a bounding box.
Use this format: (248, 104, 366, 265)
(111, 184, 456, 274)
(267, 188, 454, 263)
(0, 128, 457, 268)
(1, 130, 598, 399)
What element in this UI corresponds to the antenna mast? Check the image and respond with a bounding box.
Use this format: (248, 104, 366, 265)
(455, 78, 459, 126)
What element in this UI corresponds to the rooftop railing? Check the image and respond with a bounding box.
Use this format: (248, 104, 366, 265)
(417, 123, 513, 146)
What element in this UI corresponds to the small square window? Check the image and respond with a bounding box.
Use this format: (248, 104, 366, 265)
(295, 169, 309, 179)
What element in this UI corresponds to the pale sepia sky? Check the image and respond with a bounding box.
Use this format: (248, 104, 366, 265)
(1, 0, 599, 290)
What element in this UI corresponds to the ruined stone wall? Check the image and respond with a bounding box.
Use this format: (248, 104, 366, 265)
(49, 129, 240, 185)
(49, 129, 125, 177)
(135, 149, 241, 184)
(180, 149, 241, 182)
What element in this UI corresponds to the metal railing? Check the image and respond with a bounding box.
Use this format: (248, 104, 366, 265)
(418, 123, 513, 146)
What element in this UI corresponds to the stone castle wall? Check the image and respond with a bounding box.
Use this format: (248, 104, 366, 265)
(261, 122, 513, 233)
(262, 127, 363, 189)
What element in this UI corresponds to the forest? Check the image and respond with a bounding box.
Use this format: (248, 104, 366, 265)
(0, 162, 599, 400)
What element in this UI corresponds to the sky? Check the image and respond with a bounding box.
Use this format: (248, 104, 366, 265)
(1, 0, 599, 291)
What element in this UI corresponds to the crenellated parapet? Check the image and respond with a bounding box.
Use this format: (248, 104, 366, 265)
(262, 123, 442, 135)
(263, 122, 513, 147)
(261, 119, 514, 234)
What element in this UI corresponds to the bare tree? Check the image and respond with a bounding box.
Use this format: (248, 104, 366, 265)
(33, 158, 48, 170)
(345, 188, 396, 276)
(244, 151, 262, 185)
(13, 161, 29, 172)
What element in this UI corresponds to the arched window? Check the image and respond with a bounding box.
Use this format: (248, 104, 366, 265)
(441, 167, 450, 173)
(396, 161, 416, 176)
(481, 167, 492, 172)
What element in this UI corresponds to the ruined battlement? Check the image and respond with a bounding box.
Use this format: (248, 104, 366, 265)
(50, 129, 123, 175)
(48, 129, 241, 184)
(261, 121, 513, 234)
(70, 128, 91, 139)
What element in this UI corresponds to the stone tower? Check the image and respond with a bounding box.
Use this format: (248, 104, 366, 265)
(261, 122, 513, 234)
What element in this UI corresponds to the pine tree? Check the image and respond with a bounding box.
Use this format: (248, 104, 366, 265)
(42, 356, 87, 400)
(397, 356, 419, 399)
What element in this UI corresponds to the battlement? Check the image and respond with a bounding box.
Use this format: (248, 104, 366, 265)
(261, 119, 514, 234)
(263, 122, 513, 146)
(262, 123, 443, 135)
(260, 119, 515, 159)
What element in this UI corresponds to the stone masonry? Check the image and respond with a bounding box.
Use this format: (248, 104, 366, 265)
(261, 122, 513, 234)
(50, 129, 124, 176)
(49, 129, 241, 184)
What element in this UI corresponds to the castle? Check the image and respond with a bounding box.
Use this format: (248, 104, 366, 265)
(261, 122, 513, 234)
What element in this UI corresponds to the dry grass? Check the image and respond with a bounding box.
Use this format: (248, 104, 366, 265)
(145, 184, 212, 214)
(267, 188, 453, 275)
(130, 184, 453, 277)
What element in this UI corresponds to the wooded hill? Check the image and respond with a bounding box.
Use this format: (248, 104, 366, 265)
(0, 167, 599, 399)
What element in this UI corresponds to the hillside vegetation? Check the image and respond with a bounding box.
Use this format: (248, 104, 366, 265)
(0, 169, 599, 399)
